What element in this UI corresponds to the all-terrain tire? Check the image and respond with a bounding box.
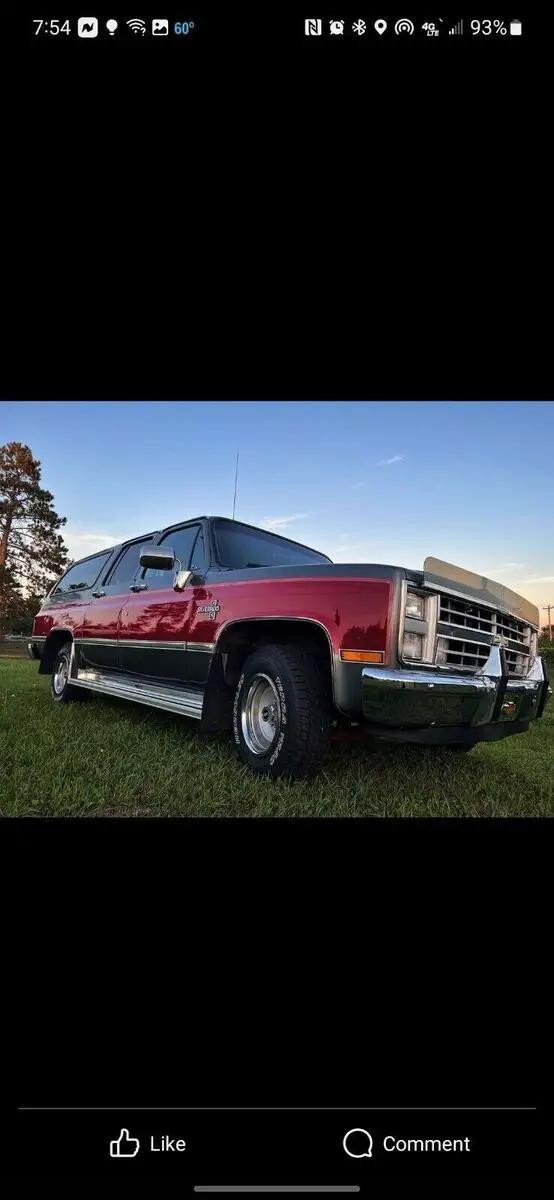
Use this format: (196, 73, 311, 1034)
(50, 641, 90, 703)
(233, 643, 331, 780)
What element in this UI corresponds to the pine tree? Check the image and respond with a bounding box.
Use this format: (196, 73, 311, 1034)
(0, 442, 70, 628)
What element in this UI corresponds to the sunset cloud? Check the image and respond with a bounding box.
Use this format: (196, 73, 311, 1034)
(261, 512, 314, 531)
(376, 454, 406, 466)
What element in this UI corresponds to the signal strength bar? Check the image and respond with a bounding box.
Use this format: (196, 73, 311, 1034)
(448, 19, 464, 35)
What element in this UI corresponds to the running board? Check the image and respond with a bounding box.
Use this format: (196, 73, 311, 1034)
(73, 667, 204, 720)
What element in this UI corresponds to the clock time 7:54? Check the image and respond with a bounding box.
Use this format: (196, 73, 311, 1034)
(33, 20, 72, 36)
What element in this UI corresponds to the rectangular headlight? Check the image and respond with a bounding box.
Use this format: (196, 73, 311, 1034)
(405, 592, 425, 619)
(403, 631, 423, 660)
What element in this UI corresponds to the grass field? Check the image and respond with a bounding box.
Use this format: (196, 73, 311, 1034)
(1, 657, 553, 817)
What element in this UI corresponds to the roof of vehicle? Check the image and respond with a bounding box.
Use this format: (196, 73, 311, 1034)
(66, 517, 331, 565)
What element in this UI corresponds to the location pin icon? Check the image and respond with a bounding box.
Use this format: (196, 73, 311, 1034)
(374, 19, 387, 35)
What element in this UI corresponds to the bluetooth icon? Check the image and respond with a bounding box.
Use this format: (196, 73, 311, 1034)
(352, 19, 366, 35)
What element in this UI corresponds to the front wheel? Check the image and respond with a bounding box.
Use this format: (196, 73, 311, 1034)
(233, 644, 331, 780)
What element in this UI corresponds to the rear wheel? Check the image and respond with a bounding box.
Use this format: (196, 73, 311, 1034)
(233, 644, 331, 780)
(51, 641, 89, 703)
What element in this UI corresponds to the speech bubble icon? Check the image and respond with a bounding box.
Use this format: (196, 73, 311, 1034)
(343, 1128, 373, 1158)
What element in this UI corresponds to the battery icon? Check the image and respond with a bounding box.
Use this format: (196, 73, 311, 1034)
(510, 19, 522, 35)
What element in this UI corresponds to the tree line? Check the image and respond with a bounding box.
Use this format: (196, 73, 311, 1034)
(0, 442, 70, 635)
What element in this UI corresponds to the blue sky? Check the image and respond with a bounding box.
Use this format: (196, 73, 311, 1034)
(2, 400, 554, 611)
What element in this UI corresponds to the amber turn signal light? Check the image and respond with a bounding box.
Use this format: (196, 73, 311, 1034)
(340, 650, 384, 664)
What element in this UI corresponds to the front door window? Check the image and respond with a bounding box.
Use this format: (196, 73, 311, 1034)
(142, 526, 203, 588)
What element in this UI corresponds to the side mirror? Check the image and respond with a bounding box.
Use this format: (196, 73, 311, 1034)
(139, 545, 175, 571)
(173, 569, 192, 592)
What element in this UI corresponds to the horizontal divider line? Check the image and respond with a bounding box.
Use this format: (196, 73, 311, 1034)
(18, 1106, 538, 1112)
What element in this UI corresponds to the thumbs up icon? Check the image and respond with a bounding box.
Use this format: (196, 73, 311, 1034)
(110, 1128, 140, 1157)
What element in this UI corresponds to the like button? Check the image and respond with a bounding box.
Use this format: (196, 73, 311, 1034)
(110, 1128, 140, 1158)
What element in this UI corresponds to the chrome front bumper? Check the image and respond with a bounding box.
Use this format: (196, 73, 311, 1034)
(362, 645, 551, 731)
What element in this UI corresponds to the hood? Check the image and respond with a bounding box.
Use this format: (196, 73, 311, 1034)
(423, 556, 540, 629)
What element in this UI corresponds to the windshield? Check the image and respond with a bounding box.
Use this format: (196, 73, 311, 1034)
(213, 520, 331, 569)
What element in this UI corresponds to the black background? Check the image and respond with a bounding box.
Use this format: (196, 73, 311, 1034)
(3, 819, 550, 1178)
(2, 6, 546, 399)
(1, 3, 551, 1185)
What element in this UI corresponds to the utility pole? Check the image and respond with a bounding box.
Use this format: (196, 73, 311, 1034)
(543, 605, 553, 642)
(232, 453, 239, 520)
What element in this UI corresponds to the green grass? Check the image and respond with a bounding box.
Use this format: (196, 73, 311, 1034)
(1, 658, 553, 817)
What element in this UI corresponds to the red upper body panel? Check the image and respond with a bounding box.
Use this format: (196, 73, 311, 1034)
(34, 574, 394, 659)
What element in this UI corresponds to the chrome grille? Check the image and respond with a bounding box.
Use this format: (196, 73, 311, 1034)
(436, 595, 533, 676)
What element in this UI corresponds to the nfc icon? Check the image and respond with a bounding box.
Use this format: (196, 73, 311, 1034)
(78, 17, 98, 38)
(305, 19, 322, 36)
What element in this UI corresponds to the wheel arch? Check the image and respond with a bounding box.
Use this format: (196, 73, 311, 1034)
(201, 617, 337, 731)
(38, 628, 74, 674)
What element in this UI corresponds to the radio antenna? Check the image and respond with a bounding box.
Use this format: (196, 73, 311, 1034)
(232, 453, 239, 519)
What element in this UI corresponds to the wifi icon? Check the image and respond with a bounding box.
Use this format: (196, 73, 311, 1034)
(127, 18, 146, 35)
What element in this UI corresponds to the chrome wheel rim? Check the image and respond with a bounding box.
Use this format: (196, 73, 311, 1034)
(53, 656, 69, 695)
(241, 673, 281, 756)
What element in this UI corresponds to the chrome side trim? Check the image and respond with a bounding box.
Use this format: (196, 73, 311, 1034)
(75, 637, 119, 648)
(73, 667, 204, 719)
(117, 639, 187, 651)
(30, 635, 46, 644)
(74, 637, 215, 652)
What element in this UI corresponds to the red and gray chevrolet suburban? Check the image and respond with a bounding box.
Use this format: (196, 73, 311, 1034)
(29, 515, 551, 779)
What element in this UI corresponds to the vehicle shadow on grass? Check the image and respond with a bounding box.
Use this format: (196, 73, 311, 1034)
(82, 692, 554, 816)
(326, 737, 553, 816)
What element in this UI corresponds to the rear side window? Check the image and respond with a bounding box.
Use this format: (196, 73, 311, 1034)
(106, 540, 152, 588)
(52, 552, 112, 595)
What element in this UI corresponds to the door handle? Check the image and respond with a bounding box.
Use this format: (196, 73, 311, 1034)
(92, 591, 106, 598)
(130, 583, 148, 593)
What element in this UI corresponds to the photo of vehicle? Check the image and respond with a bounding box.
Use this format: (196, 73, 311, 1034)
(28, 517, 550, 780)
(2, 400, 553, 816)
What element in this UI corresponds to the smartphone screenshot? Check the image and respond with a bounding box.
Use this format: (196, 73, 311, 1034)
(1, 9, 550, 1186)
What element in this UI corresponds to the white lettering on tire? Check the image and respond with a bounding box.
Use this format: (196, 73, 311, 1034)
(275, 676, 287, 724)
(269, 731, 285, 767)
